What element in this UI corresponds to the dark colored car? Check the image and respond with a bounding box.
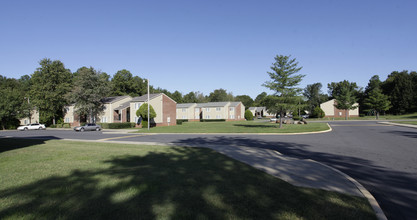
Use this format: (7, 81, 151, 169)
(74, 123, 101, 132)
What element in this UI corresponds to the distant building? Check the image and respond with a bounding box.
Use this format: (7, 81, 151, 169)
(320, 99, 359, 118)
(248, 107, 274, 118)
(130, 93, 177, 126)
(176, 101, 245, 121)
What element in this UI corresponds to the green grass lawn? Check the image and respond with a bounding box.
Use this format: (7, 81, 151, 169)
(393, 121, 417, 125)
(137, 121, 330, 133)
(0, 139, 376, 219)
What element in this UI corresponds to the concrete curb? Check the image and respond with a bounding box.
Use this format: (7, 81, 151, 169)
(378, 121, 417, 129)
(5, 134, 385, 219)
(133, 123, 333, 136)
(305, 159, 387, 220)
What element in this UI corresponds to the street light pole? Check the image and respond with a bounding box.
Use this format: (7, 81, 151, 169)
(147, 78, 150, 130)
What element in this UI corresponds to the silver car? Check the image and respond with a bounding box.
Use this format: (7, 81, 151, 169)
(17, 123, 46, 131)
(74, 123, 101, 132)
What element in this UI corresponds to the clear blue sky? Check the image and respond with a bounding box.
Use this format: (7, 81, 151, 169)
(1, 0, 416, 99)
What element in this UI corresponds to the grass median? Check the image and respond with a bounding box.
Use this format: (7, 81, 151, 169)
(0, 138, 376, 219)
(136, 121, 330, 133)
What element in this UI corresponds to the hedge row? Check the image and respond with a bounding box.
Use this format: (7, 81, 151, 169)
(49, 123, 71, 128)
(176, 119, 189, 125)
(199, 119, 226, 122)
(98, 122, 136, 129)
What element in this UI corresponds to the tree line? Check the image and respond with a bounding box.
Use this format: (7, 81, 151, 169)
(0, 58, 264, 129)
(1, 57, 416, 129)
(261, 54, 416, 126)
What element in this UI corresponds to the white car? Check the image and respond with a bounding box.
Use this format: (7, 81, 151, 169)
(17, 123, 46, 131)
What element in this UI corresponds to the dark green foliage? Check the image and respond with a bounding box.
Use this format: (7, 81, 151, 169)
(30, 58, 72, 125)
(208, 88, 234, 102)
(199, 119, 226, 122)
(99, 122, 136, 129)
(364, 88, 391, 119)
(68, 67, 110, 123)
(0, 75, 26, 129)
(170, 90, 183, 103)
(244, 109, 254, 120)
(136, 103, 157, 121)
(381, 71, 414, 114)
(254, 92, 267, 106)
(262, 55, 305, 128)
(111, 69, 147, 96)
(176, 119, 188, 125)
(235, 95, 254, 109)
(311, 106, 325, 118)
(183, 91, 207, 103)
(328, 80, 359, 120)
(303, 83, 327, 113)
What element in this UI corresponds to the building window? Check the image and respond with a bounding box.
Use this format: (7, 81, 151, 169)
(65, 117, 70, 123)
(216, 107, 221, 111)
(229, 107, 235, 111)
(182, 115, 187, 119)
(230, 115, 235, 119)
(182, 108, 187, 112)
(206, 108, 210, 112)
(205, 115, 210, 119)
(135, 103, 141, 110)
(216, 115, 221, 119)
(195, 108, 199, 112)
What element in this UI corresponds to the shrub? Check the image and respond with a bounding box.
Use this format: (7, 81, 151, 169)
(244, 109, 254, 120)
(136, 103, 157, 120)
(199, 119, 226, 122)
(99, 122, 136, 129)
(176, 119, 188, 125)
(312, 106, 325, 118)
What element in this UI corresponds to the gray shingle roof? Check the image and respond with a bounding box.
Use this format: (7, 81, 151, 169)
(130, 93, 162, 102)
(177, 103, 197, 108)
(101, 96, 131, 104)
(114, 101, 130, 111)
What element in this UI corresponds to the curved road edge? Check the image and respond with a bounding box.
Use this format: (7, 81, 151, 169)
(305, 158, 387, 220)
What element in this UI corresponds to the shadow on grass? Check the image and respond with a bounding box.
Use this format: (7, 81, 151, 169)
(0, 138, 56, 153)
(172, 135, 417, 219)
(0, 146, 375, 219)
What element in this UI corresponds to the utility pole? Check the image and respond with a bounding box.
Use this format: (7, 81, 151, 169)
(147, 78, 150, 130)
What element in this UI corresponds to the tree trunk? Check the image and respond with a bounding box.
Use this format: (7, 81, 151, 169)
(376, 111, 379, 120)
(345, 109, 348, 120)
(279, 112, 283, 128)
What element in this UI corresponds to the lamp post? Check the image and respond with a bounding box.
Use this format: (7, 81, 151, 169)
(147, 78, 150, 130)
(143, 78, 150, 130)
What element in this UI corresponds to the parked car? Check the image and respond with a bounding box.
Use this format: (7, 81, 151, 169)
(74, 123, 101, 132)
(270, 118, 278, 122)
(301, 114, 309, 119)
(17, 123, 46, 131)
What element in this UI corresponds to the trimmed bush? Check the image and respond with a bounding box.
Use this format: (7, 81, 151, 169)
(244, 109, 254, 120)
(176, 119, 188, 125)
(311, 106, 325, 118)
(99, 122, 136, 129)
(199, 119, 226, 122)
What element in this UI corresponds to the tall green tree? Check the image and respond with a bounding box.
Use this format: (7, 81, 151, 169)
(30, 58, 72, 125)
(262, 55, 305, 128)
(361, 75, 382, 115)
(0, 75, 24, 129)
(303, 83, 327, 115)
(235, 95, 254, 109)
(208, 88, 230, 102)
(328, 80, 359, 120)
(364, 88, 391, 119)
(68, 67, 110, 123)
(170, 90, 183, 103)
(381, 71, 414, 114)
(254, 92, 267, 106)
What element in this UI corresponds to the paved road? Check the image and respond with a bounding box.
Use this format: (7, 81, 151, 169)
(1, 121, 416, 219)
